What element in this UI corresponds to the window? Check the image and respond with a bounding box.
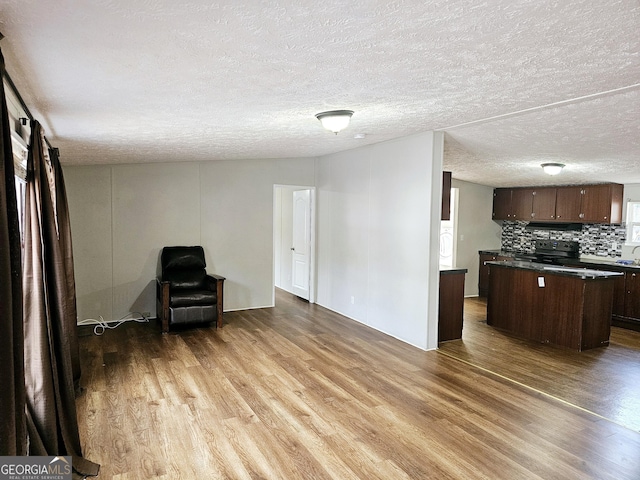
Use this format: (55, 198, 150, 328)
(626, 201, 640, 245)
(14, 176, 26, 250)
(11, 120, 28, 251)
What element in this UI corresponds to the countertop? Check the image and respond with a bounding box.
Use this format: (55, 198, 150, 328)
(478, 249, 513, 256)
(479, 250, 640, 271)
(486, 260, 624, 280)
(439, 267, 468, 275)
(563, 258, 640, 271)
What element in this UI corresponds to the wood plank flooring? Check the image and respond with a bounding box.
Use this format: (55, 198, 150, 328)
(76, 289, 640, 479)
(439, 297, 640, 432)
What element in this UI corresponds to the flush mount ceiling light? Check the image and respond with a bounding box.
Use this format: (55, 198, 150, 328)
(541, 162, 565, 175)
(315, 110, 354, 134)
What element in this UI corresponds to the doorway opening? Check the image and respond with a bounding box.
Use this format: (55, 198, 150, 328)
(273, 185, 316, 305)
(440, 187, 459, 268)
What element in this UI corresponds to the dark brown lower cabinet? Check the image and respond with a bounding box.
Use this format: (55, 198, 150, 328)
(487, 264, 614, 351)
(561, 262, 640, 331)
(438, 269, 467, 342)
(611, 270, 640, 331)
(624, 271, 640, 320)
(478, 252, 514, 297)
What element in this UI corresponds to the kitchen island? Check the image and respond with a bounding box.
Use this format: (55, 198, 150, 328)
(486, 261, 623, 351)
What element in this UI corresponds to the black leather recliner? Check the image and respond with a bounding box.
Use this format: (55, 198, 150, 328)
(156, 246, 225, 333)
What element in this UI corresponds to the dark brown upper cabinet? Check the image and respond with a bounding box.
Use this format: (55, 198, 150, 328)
(511, 188, 534, 220)
(555, 184, 623, 223)
(554, 186, 583, 221)
(580, 184, 623, 223)
(531, 187, 557, 221)
(492, 188, 513, 220)
(442, 171, 452, 221)
(492, 187, 538, 221)
(493, 183, 623, 224)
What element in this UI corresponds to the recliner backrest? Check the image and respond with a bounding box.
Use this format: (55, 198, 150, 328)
(161, 246, 207, 290)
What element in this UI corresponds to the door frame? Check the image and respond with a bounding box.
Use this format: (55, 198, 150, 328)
(273, 184, 317, 305)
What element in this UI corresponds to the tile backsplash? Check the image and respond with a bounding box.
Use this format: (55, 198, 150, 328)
(500, 221, 626, 258)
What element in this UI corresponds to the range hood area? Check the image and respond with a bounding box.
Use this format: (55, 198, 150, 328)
(524, 222, 583, 231)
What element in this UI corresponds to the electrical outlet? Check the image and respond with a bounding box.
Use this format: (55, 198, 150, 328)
(141, 311, 151, 319)
(350, 296, 355, 305)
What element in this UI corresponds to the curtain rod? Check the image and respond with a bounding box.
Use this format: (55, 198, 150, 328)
(1, 45, 55, 151)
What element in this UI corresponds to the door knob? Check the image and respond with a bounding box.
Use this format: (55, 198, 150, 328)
(291, 247, 295, 251)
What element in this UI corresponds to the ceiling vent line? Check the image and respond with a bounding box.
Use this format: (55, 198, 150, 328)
(435, 83, 640, 131)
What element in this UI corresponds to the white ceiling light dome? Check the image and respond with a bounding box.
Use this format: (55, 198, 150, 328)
(315, 110, 354, 134)
(541, 162, 565, 175)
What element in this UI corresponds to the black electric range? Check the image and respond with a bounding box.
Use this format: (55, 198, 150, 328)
(515, 239, 580, 264)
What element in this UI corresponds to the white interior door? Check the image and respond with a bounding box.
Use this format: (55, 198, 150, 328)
(291, 189, 311, 299)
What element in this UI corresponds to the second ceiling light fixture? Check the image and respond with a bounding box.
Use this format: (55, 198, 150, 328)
(315, 110, 354, 134)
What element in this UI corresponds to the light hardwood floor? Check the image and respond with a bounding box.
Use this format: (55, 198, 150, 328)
(77, 289, 640, 479)
(439, 297, 640, 432)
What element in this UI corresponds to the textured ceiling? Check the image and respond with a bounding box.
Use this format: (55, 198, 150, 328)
(0, 0, 638, 187)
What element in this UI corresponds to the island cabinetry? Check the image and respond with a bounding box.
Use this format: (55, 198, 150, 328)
(541, 274, 612, 351)
(487, 267, 542, 340)
(561, 261, 640, 330)
(478, 252, 514, 297)
(487, 263, 615, 351)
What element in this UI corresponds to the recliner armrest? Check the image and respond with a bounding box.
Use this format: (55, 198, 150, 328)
(205, 274, 225, 328)
(205, 274, 225, 290)
(157, 279, 171, 333)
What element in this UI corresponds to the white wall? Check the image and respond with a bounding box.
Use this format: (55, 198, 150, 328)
(316, 132, 443, 350)
(65, 158, 315, 322)
(65, 166, 114, 321)
(451, 179, 502, 296)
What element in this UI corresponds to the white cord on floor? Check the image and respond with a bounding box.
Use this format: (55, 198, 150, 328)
(78, 312, 149, 336)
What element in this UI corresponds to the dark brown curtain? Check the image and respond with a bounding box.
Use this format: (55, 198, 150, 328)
(0, 49, 27, 456)
(23, 121, 99, 477)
